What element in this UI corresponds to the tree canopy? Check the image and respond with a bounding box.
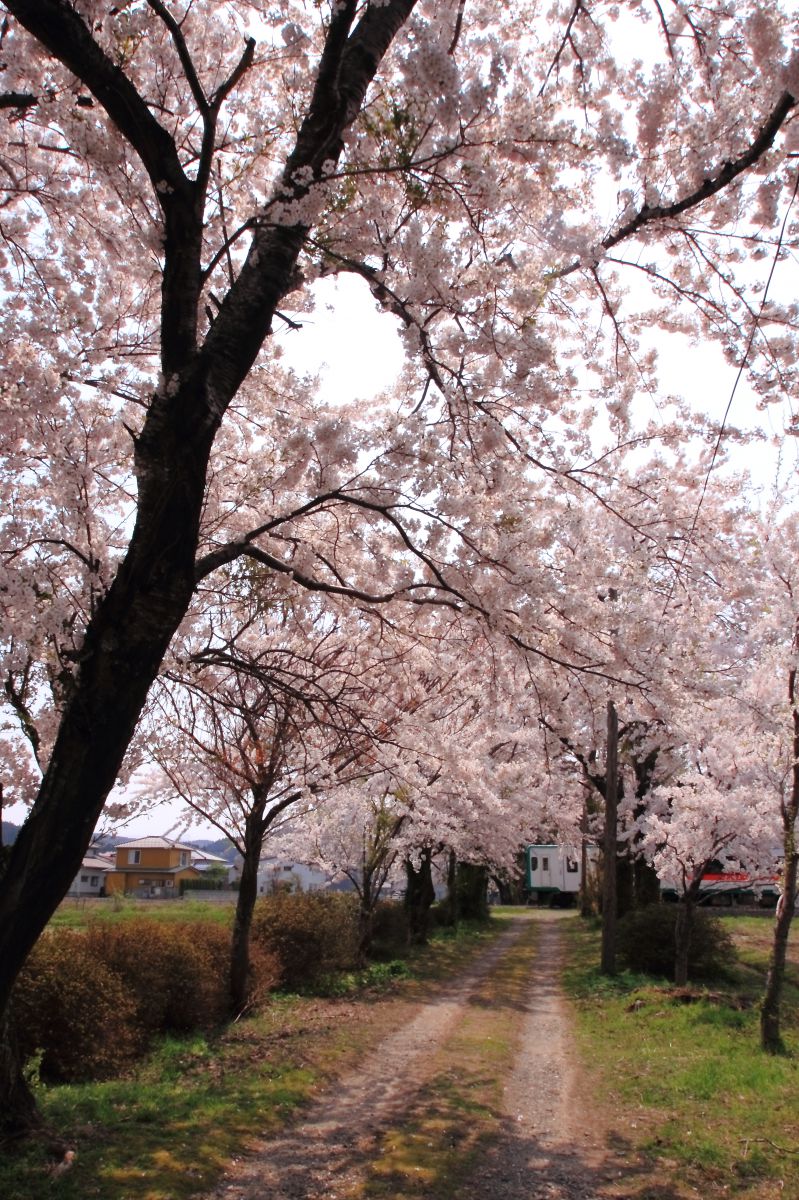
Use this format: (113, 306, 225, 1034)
(2, 0, 799, 1126)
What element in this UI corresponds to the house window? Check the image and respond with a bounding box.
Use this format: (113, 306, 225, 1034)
(129, 849, 141, 864)
(179, 851, 189, 867)
(542, 857, 550, 871)
(80, 874, 88, 883)
(566, 858, 579, 873)
(530, 856, 538, 871)
(165, 880, 174, 887)
(90, 876, 99, 887)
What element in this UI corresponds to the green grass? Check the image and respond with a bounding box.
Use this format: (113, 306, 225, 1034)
(1, 1014, 321, 1200)
(562, 913, 799, 1198)
(50, 895, 235, 929)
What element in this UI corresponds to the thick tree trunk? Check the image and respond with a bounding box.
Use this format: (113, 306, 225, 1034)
(0, 1, 418, 1133)
(761, 868, 797, 1052)
(405, 850, 436, 945)
(616, 855, 634, 918)
(634, 856, 662, 906)
(674, 899, 693, 987)
(440, 849, 458, 926)
(0, 1012, 40, 1138)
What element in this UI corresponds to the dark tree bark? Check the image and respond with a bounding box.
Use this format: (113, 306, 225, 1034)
(441, 849, 458, 927)
(616, 855, 634, 919)
(674, 873, 704, 987)
(0, 1012, 40, 1139)
(229, 816, 265, 1018)
(0, 0, 417, 1133)
(761, 648, 799, 1052)
(356, 853, 386, 960)
(761, 848, 798, 1052)
(405, 849, 436, 945)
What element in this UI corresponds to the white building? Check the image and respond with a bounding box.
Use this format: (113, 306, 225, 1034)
(67, 850, 114, 897)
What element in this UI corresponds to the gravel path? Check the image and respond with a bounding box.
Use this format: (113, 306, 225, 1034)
(202, 912, 614, 1200)
(460, 912, 612, 1200)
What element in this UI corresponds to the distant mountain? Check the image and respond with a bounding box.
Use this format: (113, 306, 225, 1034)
(188, 837, 239, 862)
(1, 820, 20, 846)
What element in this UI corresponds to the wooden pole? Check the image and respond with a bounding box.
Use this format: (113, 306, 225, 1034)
(601, 699, 618, 975)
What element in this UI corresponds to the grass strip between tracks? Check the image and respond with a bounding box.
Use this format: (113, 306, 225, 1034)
(343, 913, 540, 1200)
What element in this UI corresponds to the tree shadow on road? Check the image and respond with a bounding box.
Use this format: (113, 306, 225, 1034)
(456, 1118, 698, 1200)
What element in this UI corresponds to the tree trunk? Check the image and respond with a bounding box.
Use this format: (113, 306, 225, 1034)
(441, 849, 458, 926)
(674, 897, 694, 987)
(758, 854, 791, 1051)
(0, 0, 418, 1132)
(601, 700, 619, 975)
(0, 1012, 40, 1138)
(0, 504, 202, 1133)
(405, 850, 436, 945)
(634, 856, 662, 907)
(762, 655, 799, 1051)
(456, 862, 489, 921)
(357, 864, 378, 961)
(616, 855, 634, 918)
(358, 899, 375, 961)
(229, 821, 265, 1017)
(761, 856, 797, 1052)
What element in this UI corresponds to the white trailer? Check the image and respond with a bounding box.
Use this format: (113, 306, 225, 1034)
(525, 844, 584, 905)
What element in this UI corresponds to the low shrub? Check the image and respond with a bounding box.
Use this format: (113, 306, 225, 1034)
(250, 891, 360, 989)
(12, 934, 140, 1082)
(84, 920, 231, 1034)
(13, 920, 234, 1084)
(617, 903, 736, 980)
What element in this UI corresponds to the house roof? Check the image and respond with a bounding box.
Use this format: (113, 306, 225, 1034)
(191, 849, 229, 865)
(118, 836, 194, 851)
(81, 854, 113, 872)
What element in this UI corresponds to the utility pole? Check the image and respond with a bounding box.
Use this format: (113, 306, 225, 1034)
(601, 698, 619, 975)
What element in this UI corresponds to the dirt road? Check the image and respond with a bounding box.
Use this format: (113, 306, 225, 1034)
(203, 912, 616, 1200)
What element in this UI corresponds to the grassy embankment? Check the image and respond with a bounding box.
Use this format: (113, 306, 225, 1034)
(563, 913, 799, 1200)
(0, 899, 512, 1200)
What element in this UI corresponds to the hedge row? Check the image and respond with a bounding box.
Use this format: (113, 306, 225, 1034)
(12, 920, 232, 1083)
(11, 892, 400, 1084)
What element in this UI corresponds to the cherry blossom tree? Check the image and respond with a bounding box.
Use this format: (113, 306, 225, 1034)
(2, 0, 799, 1131)
(147, 602, 364, 1015)
(298, 786, 406, 955)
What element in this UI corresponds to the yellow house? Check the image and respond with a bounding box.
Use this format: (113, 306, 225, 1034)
(104, 837, 202, 898)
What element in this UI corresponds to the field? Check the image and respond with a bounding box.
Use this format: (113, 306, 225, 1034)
(563, 913, 799, 1199)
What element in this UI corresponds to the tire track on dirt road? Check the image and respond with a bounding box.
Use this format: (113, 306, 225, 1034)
(460, 911, 612, 1200)
(203, 917, 535, 1200)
